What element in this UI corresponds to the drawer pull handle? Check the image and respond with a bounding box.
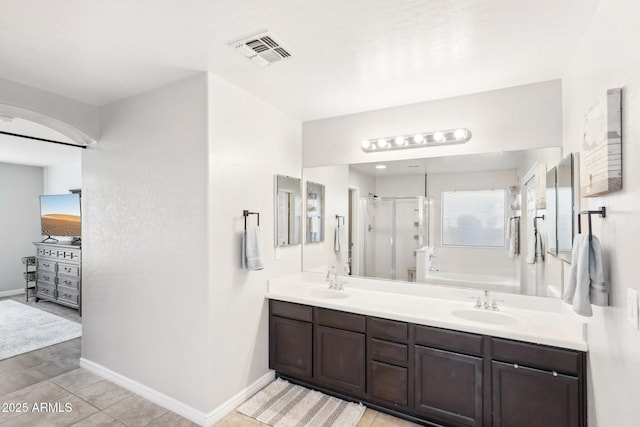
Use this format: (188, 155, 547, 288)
(513, 363, 519, 369)
(552, 371, 558, 377)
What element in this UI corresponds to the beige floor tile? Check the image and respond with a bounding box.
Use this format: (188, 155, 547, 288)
(103, 394, 168, 427)
(215, 412, 261, 426)
(0, 380, 73, 424)
(370, 412, 422, 427)
(51, 368, 103, 393)
(356, 408, 379, 427)
(70, 411, 127, 426)
(3, 394, 99, 427)
(146, 411, 200, 427)
(73, 379, 133, 410)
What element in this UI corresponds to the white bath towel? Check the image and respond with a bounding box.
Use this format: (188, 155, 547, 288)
(525, 219, 543, 264)
(563, 234, 608, 316)
(309, 216, 320, 234)
(508, 217, 520, 258)
(242, 227, 264, 271)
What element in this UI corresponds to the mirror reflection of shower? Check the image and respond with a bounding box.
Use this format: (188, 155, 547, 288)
(359, 194, 432, 281)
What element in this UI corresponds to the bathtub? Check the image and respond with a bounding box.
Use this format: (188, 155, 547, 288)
(419, 270, 520, 294)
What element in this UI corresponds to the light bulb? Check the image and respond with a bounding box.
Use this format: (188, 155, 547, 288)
(377, 138, 388, 148)
(394, 136, 406, 146)
(433, 132, 445, 142)
(375, 165, 387, 169)
(361, 140, 372, 150)
(454, 129, 467, 140)
(413, 134, 424, 144)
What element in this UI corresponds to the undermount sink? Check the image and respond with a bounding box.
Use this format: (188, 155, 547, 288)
(306, 288, 350, 299)
(451, 309, 519, 325)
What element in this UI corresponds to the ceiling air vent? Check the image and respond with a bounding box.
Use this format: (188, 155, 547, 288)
(231, 32, 293, 66)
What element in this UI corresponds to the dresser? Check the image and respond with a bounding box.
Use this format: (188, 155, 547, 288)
(34, 242, 82, 314)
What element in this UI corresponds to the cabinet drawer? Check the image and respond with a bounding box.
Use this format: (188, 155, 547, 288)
(415, 325, 484, 356)
(370, 361, 409, 407)
(316, 308, 366, 333)
(271, 300, 313, 322)
(57, 286, 79, 306)
(37, 260, 56, 272)
(368, 317, 408, 342)
(491, 338, 581, 376)
(36, 282, 56, 298)
(58, 263, 80, 277)
(370, 338, 408, 365)
(37, 271, 56, 285)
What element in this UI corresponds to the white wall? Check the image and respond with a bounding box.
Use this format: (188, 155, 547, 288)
(561, 0, 640, 425)
(44, 159, 82, 194)
(302, 80, 562, 167)
(427, 170, 518, 277)
(82, 74, 210, 412)
(375, 175, 425, 197)
(0, 162, 43, 294)
(348, 168, 376, 198)
(302, 165, 349, 273)
(206, 73, 302, 408)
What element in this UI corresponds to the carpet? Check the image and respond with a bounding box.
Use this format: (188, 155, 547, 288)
(238, 378, 366, 427)
(0, 300, 82, 360)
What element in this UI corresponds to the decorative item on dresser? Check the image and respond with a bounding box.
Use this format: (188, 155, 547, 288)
(33, 242, 82, 315)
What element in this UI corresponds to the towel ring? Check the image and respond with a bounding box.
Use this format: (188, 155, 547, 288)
(243, 210, 260, 229)
(577, 207, 605, 241)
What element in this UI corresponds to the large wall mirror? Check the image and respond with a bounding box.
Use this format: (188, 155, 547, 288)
(302, 147, 563, 297)
(275, 175, 301, 246)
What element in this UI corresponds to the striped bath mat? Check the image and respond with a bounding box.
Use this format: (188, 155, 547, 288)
(238, 378, 365, 427)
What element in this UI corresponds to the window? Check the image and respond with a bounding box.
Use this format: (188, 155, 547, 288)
(441, 190, 506, 247)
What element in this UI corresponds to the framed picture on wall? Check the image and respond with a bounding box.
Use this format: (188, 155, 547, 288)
(580, 88, 622, 197)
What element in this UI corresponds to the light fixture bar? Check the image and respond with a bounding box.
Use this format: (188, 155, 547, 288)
(361, 128, 471, 153)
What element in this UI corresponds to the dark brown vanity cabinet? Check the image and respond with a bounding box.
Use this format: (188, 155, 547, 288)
(491, 338, 584, 427)
(414, 326, 484, 427)
(269, 301, 313, 380)
(268, 300, 586, 427)
(314, 308, 367, 397)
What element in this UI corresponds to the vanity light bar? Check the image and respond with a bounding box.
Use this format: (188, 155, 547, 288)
(361, 128, 472, 152)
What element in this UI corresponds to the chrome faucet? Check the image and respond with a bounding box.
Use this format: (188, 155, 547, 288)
(469, 290, 496, 310)
(326, 266, 344, 291)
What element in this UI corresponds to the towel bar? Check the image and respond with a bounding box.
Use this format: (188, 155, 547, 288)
(577, 207, 606, 241)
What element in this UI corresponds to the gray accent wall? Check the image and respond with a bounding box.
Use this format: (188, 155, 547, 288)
(0, 162, 43, 294)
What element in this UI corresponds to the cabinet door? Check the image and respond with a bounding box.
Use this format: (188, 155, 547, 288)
(269, 316, 313, 379)
(370, 360, 409, 408)
(492, 361, 580, 427)
(315, 325, 366, 397)
(414, 346, 483, 427)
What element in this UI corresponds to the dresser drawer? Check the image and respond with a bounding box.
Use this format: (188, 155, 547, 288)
(37, 260, 56, 273)
(316, 308, 366, 333)
(57, 286, 79, 306)
(370, 338, 408, 365)
(37, 271, 56, 285)
(271, 300, 313, 322)
(491, 338, 582, 376)
(414, 325, 484, 356)
(368, 317, 408, 343)
(36, 282, 56, 298)
(58, 263, 80, 277)
(58, 276, 80, 289)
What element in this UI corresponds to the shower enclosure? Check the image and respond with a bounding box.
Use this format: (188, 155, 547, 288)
(359, 196, 431, 281)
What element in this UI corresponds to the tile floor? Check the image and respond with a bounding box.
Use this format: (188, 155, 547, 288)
(1, 296, 419, 427)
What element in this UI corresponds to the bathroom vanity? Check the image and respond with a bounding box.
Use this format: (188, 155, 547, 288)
(266, 273, 587, 427)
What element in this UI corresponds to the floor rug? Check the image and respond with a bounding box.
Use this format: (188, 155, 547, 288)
(238, 378, 365, 427)
(0, 299, 82, 360)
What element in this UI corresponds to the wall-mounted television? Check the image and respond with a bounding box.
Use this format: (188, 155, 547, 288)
(40, 194, 81, 238)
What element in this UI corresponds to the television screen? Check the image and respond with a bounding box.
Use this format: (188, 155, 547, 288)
(40, 194, 81, 237)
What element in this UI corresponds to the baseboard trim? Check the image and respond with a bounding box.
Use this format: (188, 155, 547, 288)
(203, 370, 275, 426)
(0, 288, 25, 298)
(79, 357, 274, 427)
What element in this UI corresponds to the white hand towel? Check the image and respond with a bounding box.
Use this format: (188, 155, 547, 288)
(334, 222, 341, 253)
(242, 227, 264, 271)
(508, 218, 520, 258)
(525, 218, 536, 264)
(563, 234, 608, 316)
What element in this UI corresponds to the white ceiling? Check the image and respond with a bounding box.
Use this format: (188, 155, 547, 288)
(0, 0, 601, 121)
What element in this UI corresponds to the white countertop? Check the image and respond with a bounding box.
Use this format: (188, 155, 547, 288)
(266, 272, 588, 352)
